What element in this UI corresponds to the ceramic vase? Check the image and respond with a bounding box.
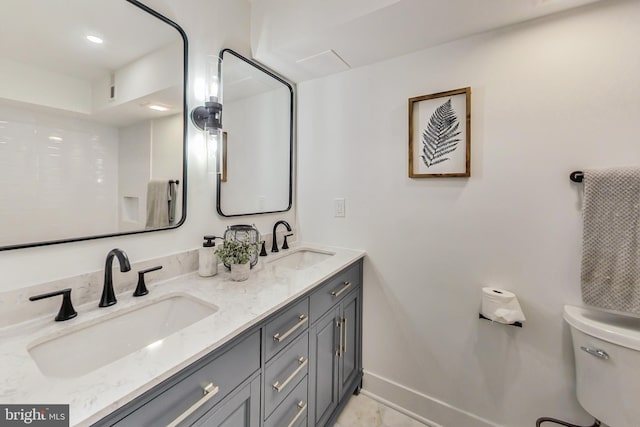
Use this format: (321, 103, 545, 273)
(230, 262, 250, 281)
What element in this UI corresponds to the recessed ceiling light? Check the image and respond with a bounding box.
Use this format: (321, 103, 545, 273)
(86, 35, 104, 44)
(148, 104, 170, 112)
(48, 136, 63, 142)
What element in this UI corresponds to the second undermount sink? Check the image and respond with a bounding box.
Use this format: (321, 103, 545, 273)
(28, 294, 218, 378)
(269, 248, 335, 270)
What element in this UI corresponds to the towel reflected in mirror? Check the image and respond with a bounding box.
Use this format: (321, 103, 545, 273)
(145, 180, 177, 229)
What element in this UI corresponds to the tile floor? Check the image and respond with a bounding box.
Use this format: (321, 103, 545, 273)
(333, 393, 428, 427)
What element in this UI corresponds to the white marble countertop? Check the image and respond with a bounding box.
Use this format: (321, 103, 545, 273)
(0, 243, 365, 426)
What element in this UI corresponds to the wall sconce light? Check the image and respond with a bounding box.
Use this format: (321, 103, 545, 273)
(190, 98, 222, 132)
(191, 56, 223, 174)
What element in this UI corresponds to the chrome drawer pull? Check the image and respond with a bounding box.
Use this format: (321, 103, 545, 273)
(580, 346, 609, 360)
(273, 315, 308, 343)
(287, 401, 307, 427)
(166, 382, 219, 427)
(272, 357, 308, 393)
(330, 281, 351, 298)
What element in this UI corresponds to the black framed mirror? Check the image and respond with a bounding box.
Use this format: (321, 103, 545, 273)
(0, 0, 188, 251)
(217, 49, 293, 217)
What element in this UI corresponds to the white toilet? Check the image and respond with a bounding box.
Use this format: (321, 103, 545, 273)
(564, 305, 640, 427)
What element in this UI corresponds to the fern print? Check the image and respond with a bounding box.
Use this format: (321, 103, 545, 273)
(421, 98, 461, 168)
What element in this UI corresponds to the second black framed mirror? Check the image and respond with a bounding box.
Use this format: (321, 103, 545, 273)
(216, 49, 293, 217)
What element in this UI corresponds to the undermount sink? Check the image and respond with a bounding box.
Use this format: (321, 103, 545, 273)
(28, 294, 218, 378)
(269, 248, 334, 270)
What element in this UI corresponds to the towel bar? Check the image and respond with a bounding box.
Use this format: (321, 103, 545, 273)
(570, 171, 583, 183)
(169, 180, 180, 185)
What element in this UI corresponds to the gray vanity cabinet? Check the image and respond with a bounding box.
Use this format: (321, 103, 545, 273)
(93, 259, 363, 427)
(308, 262, 363, 427)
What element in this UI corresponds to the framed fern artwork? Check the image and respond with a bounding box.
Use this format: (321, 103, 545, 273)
(408, 87, 471, 178)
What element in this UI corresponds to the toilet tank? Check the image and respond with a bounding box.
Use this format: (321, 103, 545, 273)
(564, 305, 640, 427)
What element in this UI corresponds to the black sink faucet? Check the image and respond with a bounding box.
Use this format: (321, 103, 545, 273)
(271, 220, 292, 253)
(100, 248, 131, 307)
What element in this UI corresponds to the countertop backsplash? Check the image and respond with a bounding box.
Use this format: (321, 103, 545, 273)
(0, 249, 199, 329)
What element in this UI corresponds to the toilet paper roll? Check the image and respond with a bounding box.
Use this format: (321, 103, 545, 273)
(481, 287, 526, 324)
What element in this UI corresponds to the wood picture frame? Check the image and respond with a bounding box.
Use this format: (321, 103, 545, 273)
(408, 87, 471, 178)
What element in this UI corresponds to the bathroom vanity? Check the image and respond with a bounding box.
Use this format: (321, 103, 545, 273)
(0, 245, 364, 427)
(97, 260, 362, 427)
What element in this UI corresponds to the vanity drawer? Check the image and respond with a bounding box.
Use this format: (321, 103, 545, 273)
(264, 332, 309, 417)
(265, 298, 309, 360)
(112, 330, 260, 427)
(309, 262, 360, 323)
(265, 375, 308, 427)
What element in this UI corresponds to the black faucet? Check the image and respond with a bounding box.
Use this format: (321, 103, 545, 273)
(271, 220, 292, 253)
(100, 248, 131, 307)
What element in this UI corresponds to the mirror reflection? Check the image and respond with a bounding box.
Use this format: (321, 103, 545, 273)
(0, 0, 186, 249)
(217, 49, 293, 217)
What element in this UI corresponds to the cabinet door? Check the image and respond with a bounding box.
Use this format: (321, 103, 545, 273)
(338, 289, 360, 401)
(191, 376, 260, 427)
(309, 307, 339, 427)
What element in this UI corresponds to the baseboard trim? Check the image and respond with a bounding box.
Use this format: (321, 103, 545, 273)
(359, 389, 443, 427)
(362, 371, 502, 427)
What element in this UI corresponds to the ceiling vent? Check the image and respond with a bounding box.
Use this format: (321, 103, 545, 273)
(295, 49, 351, 78)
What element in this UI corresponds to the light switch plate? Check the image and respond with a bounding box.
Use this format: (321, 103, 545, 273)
(334, 198, 345, 217)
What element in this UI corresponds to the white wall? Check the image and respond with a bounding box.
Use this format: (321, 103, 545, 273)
(297, 1, 640, 426)
(0, 0, 295, 292)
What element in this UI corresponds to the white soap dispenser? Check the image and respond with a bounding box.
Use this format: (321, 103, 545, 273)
(199, 235, 219, 277)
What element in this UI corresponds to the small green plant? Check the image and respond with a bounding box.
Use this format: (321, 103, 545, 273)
(215, 234, 258, 265)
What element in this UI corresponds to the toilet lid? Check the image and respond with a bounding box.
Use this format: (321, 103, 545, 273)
(564, 305, 640, 351)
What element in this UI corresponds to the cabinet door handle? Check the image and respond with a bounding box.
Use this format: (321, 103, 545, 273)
(335, 320, 342, 357)
(166, 382, 219, 427)
(272, 357, 308, 393)
(330, 281, 351, 298)
(287, 401, 307, 427)
(342, 317, 347, 355)
(273, 314, 308, 343)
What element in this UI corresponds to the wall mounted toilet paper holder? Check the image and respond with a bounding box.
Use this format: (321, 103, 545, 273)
(479, 313, 523, 328)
